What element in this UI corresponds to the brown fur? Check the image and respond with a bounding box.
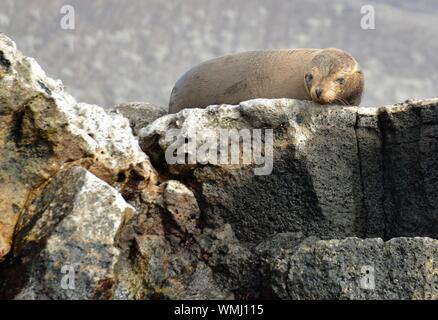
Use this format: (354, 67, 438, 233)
(169, 48, 364, 113)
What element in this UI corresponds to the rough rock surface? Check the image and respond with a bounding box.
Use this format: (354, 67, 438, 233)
(113, 179, 242, 299)
(0, 33, 437, 300)
(110, 102, 167, 136)
(0, 167, 135, 299)
(268, 237, 438, 300)
(0, 33, 156, 261)
(140, 98, 438, 243)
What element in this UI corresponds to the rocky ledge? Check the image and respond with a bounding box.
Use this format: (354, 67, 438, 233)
(0, 34, 436, 299)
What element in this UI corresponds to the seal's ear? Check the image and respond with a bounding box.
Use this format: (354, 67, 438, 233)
(304, 72, 313, 94)
(346, 65, 364, 105)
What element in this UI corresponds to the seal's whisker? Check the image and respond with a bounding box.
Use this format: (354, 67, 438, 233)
(335, 98, 348, 106)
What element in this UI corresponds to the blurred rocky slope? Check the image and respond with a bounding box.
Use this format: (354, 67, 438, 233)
(1, 0, 438, 108)
(0, 34, 436, 300)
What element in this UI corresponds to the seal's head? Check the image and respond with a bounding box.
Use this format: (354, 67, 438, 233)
(304, 48, 364, 106)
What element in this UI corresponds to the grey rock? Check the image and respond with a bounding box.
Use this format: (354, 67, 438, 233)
(255, 232, 307, 262)
(0, 33, 157, 261)
(1, 33, 437, 300)
(269, 237, 438, 300)
(140, 98, 438, 244)
(113, 181, 236, 300)
(194, 224, 256, 298)
(160, 180, 200, 234)
(0, 167, 135, 299)
(358, 101, 438, 238)
(111, 102, 167, 135)
(114, 232, 234, 300)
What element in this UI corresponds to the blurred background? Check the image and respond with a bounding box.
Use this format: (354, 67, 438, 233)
(1, 0, 437, 108)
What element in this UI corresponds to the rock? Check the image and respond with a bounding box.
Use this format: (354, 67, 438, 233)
(268, 237, 438, 300)
(0, 167, 135, 299)
(114, 232, 235, 300)
(113, 181, 237, 300)
(1, 32, 437, 300)
(139, 98, 438, 244)
(357, 101, 438, 238)
(160, 180, 200, 234)
(111, 102, 167, 135)
(0, 34, 157, 261)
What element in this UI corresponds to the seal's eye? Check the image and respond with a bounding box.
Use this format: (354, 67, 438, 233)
(305, 73, 313, 83)
(336, 77, 345, 85)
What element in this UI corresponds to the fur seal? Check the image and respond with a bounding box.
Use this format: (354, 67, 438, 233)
(169, 48, 364, 113)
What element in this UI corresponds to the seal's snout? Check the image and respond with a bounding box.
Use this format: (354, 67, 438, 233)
(311, 87, 325, 103)
(315, 88, 322, 98)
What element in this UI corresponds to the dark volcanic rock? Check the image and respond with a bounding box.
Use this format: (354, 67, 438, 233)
(359, 103, 438, 238)
(140, 99, 438, 243)
(268, 237, 438, 300)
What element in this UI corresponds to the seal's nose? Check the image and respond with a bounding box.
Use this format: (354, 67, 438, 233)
(316, 88, 322, 98)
